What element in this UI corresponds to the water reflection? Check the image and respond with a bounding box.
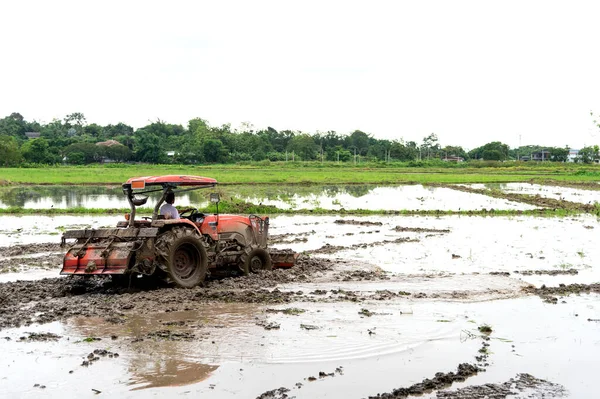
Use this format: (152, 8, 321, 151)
(66, 304, 261, 391)
(0, 184, 375, 209)
(128, 358, 217, 390)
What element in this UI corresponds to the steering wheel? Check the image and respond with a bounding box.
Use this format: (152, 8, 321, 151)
(178, 207, 198, 218)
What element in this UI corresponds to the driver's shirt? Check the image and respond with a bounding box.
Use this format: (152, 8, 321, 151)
(160, 203, 179, 219)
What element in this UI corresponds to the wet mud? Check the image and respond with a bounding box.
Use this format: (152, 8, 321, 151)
(0, 243, 63, 257)
(0, 253, 64, 273)
(0, 213, 597, 397)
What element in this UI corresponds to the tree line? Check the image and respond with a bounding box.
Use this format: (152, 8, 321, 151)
(0, 112, 596, 166)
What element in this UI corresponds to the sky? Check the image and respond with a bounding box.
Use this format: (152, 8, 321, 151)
(1, 0, 599, 150)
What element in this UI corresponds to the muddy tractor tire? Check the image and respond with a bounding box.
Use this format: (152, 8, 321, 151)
(156, 227, 208, 288)
(244, 248, 273, 274)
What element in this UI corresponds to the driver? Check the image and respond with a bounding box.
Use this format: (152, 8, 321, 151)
(160, 192, 179, 219)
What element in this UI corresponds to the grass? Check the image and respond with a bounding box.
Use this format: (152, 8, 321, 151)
(2, 162, 600, 185)
(478, 325, 493, 334)
(0, 202, 593, 217)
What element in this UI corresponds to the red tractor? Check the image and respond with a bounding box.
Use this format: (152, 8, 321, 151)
(61, 175, 297, 288)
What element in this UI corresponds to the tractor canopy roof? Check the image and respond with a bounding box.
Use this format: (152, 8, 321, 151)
(123, 175, 217, 191)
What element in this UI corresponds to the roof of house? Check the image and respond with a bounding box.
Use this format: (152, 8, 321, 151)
(24, 132, 41, 139)
(95, 140, 122, 147)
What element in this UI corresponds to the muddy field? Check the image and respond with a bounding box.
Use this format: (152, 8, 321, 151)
(1, 199, 600, 397)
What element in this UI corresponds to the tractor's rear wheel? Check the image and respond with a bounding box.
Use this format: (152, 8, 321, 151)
(156, 227, 207, 288)
(244, 248, 272, 274)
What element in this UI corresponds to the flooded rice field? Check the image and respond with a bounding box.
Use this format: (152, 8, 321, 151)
(463, 182, 600, 205)
(1, 184, 599, 398)
(0, 184, 539, 211)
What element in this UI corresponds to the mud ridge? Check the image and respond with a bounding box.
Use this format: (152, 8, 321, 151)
(334, 219, 383, 226)
(437, 373, 567, 398)
(515, 269, 578, 276)
(446, 184, 596, 212)
(523, 282, 600, 303)
(367, 363, 481, 398)
(393, 226, 450, 233)
(306, 237, 419, 255)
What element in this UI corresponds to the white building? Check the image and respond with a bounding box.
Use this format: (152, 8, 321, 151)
(567, 149, 579, 162)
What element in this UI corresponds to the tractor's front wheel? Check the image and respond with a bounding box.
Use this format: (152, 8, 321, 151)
(157, 227, 207, 288)
(243, 248, 272, 274)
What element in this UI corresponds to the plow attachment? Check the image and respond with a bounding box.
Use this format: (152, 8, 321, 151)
(61, 228, 158, 275)
(270, 250, 300, 268)
(63, 242, 133, 275)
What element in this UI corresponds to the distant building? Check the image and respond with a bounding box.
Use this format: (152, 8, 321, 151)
(24, 132, 40, 139)
(442, 156, 464, 162)
(567, 149, 579, 163)
(530, 150, 551, 161)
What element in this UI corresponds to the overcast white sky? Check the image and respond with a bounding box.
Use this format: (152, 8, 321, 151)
(1, 0, 599, 149)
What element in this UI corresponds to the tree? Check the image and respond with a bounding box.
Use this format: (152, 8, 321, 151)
(134, 130, 164, 163)
(287, 134, 318, 160)
(347, 130, 370, 156)
(63, 143, 104, 164)
(421, 133, 440, 159)
(64, 112, 87, 135)
(0, 135, 21, 166)
(21, 138, 56, 164)
(577, 146, 599, 163)
(203, 139, 228, 163)
(469, 141, 510, 161)
(441, 145, 468, 160)
(388, 141, 418, 161)
(549, 147, 569, 162)
(104, 143, 132, 162)
(0, 113, 27, 139)
(103, 123, 134, 140)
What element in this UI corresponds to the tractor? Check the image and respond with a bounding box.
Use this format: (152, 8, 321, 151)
(60, 175, 297, 288)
